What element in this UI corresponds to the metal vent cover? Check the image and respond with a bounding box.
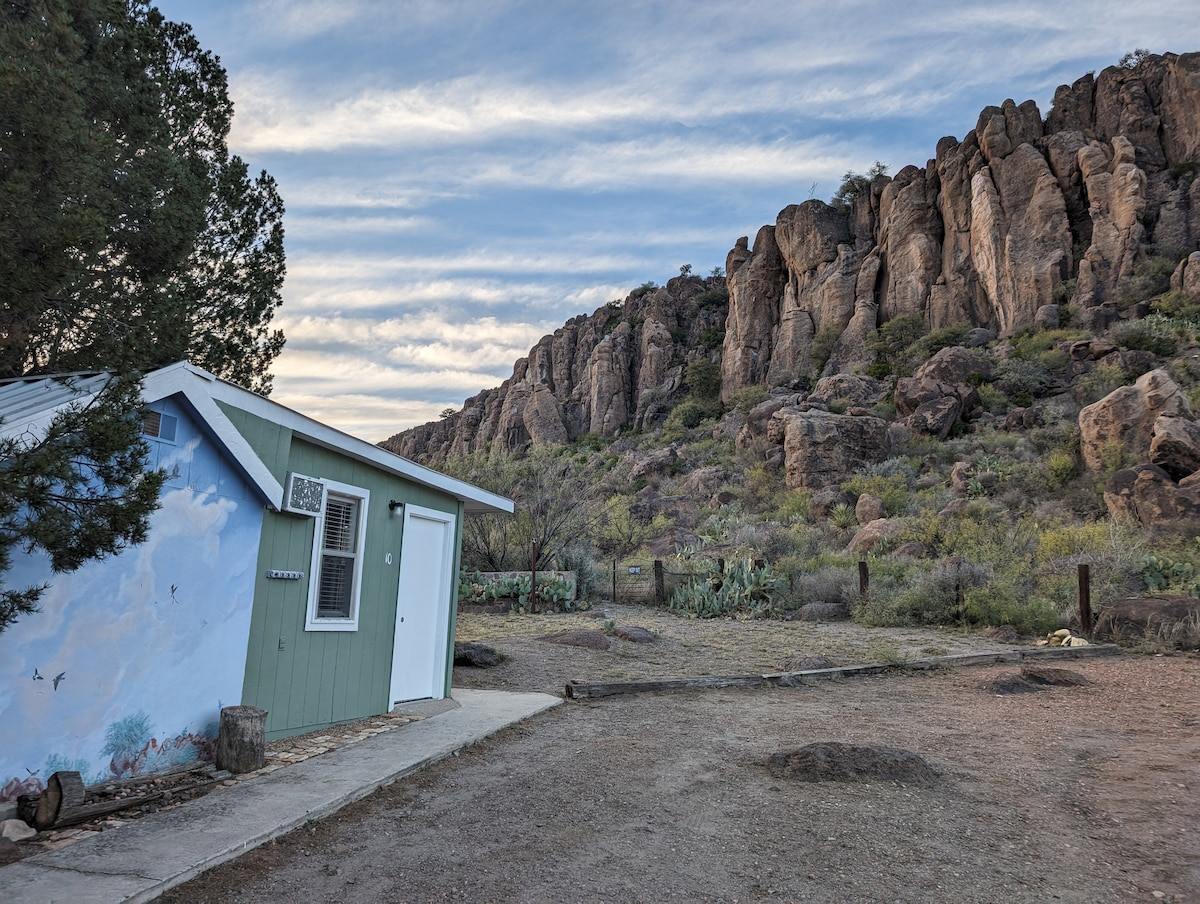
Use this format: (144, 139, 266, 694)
(283, 472, 325, 516)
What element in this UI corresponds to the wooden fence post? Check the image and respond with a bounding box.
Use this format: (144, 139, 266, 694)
(612, 558, 617, 604)
(654, 560, 665, 605)
(858, 560, 869, 598)
(1078, 563, 1093, 634)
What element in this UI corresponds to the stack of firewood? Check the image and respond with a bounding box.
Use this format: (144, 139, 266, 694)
(15, 762, 230, 832)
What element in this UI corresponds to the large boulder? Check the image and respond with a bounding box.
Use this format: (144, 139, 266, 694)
(1079, 369, 1192, 471)
(1094, 596, 1200, 645)
(845, 518, 901, 556)
(914, 346, 993, 386)
(1104, 464, 1200, 525)
(1150, 414, 1200, 480)
(775, 409, 889, 489)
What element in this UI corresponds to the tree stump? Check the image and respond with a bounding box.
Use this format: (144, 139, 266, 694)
(34, 771, 86, 830)
(217, 705, 268, 774)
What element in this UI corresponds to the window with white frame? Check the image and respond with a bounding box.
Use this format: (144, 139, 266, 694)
(306, 480, 369, 631)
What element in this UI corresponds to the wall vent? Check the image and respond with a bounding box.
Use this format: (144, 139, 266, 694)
(283, 472, 325, 516)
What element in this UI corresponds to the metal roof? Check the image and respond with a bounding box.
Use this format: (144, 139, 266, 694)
(0, 372, 111, 445)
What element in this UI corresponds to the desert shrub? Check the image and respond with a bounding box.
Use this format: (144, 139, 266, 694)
(729, 385, 769, 412)
(684, 358, 722, 398)
(961, 586, 1060, 635)
(630, 281, 658, 300)
(693, 288, 729, 308)
(903, 323, 971, 362)
(841, 472, 911, 516)
(866, 313, 927, 376)
(993, 358, 1056, 404)
(782, 564, 858, 611)
(774, 489, 814, 523)
(1109, 318, 1178, 357)
(1118, 252, 1179, 304)
(729, 520, 795, 560)
(1053, 279, 1077, 304)
(810, 323, 842, 374)
(1038, 347, 1071, 374)
(1044, 451, 1078, 488)
(854, 560, 991, 627)
(663, 399, 721, 436)
(1011, 328, 1089, 359)
(828, 502, 858, 530)
(830, 161, 889, 212)
(1071, 363, 1130, 405)
(1152, 289, 1200, 321)
(977, 382, 1009, 414)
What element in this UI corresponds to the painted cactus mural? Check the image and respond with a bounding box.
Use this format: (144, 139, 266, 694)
(0, 398, 263, 799)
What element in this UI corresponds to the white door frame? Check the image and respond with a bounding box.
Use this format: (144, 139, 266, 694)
(389, 504, 456, 705)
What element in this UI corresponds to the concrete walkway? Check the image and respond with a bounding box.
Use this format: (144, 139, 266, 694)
(0, 688, 561, 904)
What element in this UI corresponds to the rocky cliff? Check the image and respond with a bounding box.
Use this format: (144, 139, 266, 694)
(384, 52, 1200, 461)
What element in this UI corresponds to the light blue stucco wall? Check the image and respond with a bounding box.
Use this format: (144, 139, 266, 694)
(0, 396, 264, 801)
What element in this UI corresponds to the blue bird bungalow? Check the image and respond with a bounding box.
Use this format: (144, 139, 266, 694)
(0, 362, 512, 801)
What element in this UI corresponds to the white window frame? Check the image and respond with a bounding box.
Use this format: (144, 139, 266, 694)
(305, 478, 370, 632)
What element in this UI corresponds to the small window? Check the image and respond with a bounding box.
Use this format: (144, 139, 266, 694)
(141, 409, 178, 442)
(306, 480, 369, 631)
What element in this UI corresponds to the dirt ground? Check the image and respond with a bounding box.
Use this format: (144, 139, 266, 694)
(163, 606, 1200, 903)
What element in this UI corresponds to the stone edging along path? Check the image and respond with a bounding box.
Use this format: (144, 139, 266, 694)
(563, 643, 1124, 699)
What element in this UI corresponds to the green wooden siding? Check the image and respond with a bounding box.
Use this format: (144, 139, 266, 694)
(219, 402, 464, 740)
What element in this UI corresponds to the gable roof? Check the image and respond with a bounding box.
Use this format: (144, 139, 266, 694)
(0, 362, 513, 515)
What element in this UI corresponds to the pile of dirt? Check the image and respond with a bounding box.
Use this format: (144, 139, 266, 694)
(767, 741, 939, 786)
(987, 665, 1090, 695)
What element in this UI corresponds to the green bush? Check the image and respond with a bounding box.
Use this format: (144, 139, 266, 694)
(842, 472, 911, 516)
(1109, 318, 1178, 357)
(729, 385, 769, 412)
(664, 398, 721, 434)
(1072, 363, 1130, 405)
(903, 324, 971, 362)
(810, 323, 842, 375)
(685, 359, 722, 398)
(993, 358, 1056, 403)
(693, 288, 729, 308)
(961, 586, 1060, 635)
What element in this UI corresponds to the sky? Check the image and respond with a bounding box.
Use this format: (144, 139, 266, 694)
(150, 0, 1200, 442)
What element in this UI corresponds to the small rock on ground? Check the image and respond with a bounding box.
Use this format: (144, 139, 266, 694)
(0, 819, 35, 842)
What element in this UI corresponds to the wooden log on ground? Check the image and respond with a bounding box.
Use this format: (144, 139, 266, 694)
(34, 771, 86, 830)
(565, 644, 1126, 701)
(217, 705, 268, 774)
(566, 674, 765, 699)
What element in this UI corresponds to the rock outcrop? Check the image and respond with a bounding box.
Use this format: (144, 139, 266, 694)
(719, 52, 1200, 402)
(385, 53, 1200, 463)
(1078, 369, 1192, 471)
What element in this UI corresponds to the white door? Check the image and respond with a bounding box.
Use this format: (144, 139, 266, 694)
(389, 504, 456, 705)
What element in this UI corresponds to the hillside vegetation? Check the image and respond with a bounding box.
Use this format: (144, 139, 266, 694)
(390, 51, 1200, 643)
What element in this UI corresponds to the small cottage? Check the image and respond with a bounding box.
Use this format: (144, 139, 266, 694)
(0, 362, 511, 799)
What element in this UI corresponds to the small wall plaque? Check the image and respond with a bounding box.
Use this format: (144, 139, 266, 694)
(266, 569, 304, 580)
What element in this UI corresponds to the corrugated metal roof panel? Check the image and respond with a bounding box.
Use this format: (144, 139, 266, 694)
(0, 372, 111, 445)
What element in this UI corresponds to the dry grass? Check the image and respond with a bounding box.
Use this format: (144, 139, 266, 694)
(453, 603, 1025, 694)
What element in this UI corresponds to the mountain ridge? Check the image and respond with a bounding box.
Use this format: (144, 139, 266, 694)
(383, 51, 1200, 463)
